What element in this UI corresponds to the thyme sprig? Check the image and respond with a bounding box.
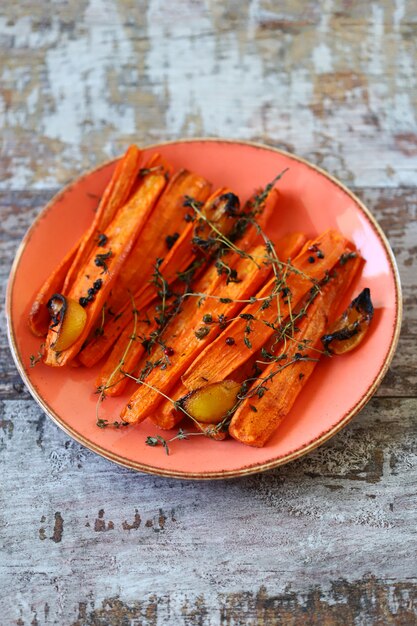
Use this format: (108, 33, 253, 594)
(94, 169, 328, 446)
(29, 343, 45, 367)
(96, 418, 129, 429)
(145, 428, 204, 455)
(184, 196, 260, 267)
(95, 292, 140, 427)
(94, 305, 107, 337)
(251, 169, 289, 209)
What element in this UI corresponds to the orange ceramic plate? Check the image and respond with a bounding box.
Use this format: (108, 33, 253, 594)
(6, 139, 402, 479)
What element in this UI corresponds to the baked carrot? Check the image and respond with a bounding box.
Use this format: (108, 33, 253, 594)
(150, 328, 270, 431)
(62, 145, 143, 294)
(80, 184, 282, 368)
(96, 304, 158, 396)
(28, 242, 78, 336)
(150, 380, 188, 430)
(28, 146, 142, 336)
(182, 230, 352, 391)
(105, 169, 212, 314)
(120, 244, 270, 423)
(149, 232, 308, 430)
(94, 187, 253, 391)
(79, 221, 196, 369)
(43, 166, 169, 366)
(121, 232, 306, 424)
(78, 187, 233, 368)
(229, 253, 363, 447)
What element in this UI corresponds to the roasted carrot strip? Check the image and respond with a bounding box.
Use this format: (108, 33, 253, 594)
(81, 185, 281, 368)
(62, 145, 142, 294)
(182, 230, 351, 391)
(150, 323, 274, 431)
(149, 232, 307, 430)
(150, 380, 188, 430)
(78, 187, 232, 368)
(43, 168, 168, 366)
(96, 306, 157, 396)
(105, 170, 212, 314)
(28, 242, 78, 336)
(120, 245, 270, 423)
(94, 241, 198, 395)
(229, 254, 362, 447)
(79, 221, 197, 369)
(121, 232, 305, 424)
(95, 187, 249, 392)
(29, 146, 142, 336)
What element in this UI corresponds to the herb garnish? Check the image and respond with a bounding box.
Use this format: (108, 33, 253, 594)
(94, 250, 112, 273)
(29, 343, 45, 367)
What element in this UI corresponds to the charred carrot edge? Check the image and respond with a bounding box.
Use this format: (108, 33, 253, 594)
(79, 187, 232, 368)
(62, 145, 143, 294)
(43, 167, 169, 366)
(181, 229, 351, 391)
(120, 232, 305, 425)
(28, 241, 79, 336)
(229, 253, 363, 447)
(105, 170, 212, 314)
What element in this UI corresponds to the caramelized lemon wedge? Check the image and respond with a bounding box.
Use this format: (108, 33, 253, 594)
(47, 294, 87, 352)
(322, 288, 374, 355)
(180, 380, 241, 424)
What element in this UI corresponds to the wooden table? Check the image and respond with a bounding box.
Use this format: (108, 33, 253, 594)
(1, 2, 416, 624)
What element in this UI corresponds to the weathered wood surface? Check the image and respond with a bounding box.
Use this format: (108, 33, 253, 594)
(1, 1, 416, 624)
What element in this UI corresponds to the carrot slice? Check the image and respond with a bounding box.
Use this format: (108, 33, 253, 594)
(79, 221, 197, 369)
(105, 170, 212, 315)
(149, 232, 307, 431)
(62, 145, 143, 294)
(120, 245, 269, 423)
(81, 184, 282, 368)
(28, 145, 142, 336)
(43, 167, 168, 366)
(229, 253, 362, 447)
(150, 380, 188, 430)
(120, 232, 305, 424)
(78, 187, 232, 369)
(96, 305, 157, 396)
(182, 230, 351, 391)
(28, 242, 78, 336)
(95, 188, 250, 392)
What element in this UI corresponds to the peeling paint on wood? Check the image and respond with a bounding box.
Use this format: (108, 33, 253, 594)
(66, 577, 417, 626)
(1, 0, 417, 189)
(0, 1, 416, 624)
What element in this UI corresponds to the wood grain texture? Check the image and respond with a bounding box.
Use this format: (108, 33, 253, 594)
(1, 0, 417, 190)
(0, 1, 416, 624)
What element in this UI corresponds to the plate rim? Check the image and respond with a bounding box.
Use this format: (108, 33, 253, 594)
(6, 137, 403, 480)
